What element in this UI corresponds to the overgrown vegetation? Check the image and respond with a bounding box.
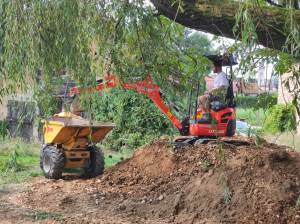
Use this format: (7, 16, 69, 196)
(0, 120, 8, 140)
(91, 87, 189, 151)
(0, 0, 212, 121)
(0, 137, 41, 184)
(263, 103, 297, 134)
(235, 93, 277, 110)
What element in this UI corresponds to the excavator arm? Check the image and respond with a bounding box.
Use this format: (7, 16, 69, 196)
(70, 76, 183, 129)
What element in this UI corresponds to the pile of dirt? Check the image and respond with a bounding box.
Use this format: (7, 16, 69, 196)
(2, 136, 300, 223)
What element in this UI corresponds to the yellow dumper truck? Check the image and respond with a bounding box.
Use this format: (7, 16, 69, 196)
(40, 112, 115, 179)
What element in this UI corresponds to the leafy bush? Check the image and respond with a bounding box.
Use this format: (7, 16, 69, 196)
(235, 95, 257, 108)
(235, 93, 277, 109)
(88, 88, 182, 151)
(263, 104, 296, 134)
(252, 93, 278, 111)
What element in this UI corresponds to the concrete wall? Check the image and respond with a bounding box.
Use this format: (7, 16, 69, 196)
(0, 80, 40, 141)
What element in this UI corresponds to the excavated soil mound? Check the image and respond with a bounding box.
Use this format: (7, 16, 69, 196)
(2, 137, 300, 223)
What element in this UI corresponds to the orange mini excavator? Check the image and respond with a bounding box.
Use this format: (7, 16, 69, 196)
(70, 55, 249, 146)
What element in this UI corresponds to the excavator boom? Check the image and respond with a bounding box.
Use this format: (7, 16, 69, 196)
(71, 76, 183, 129)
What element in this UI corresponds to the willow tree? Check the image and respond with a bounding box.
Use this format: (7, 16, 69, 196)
(151, 0, 300, 108)
(0, 0, 212, 118)
(151, 0, 300, 54)
(0, 0, 299, 116)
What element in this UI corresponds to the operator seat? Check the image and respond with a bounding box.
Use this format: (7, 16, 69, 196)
(210, 78, 235, 112)
(226, 78, 236, 108)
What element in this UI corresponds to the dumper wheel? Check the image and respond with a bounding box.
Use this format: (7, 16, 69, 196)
(83, 146, 105, 178)
(40, 145, 65, 179)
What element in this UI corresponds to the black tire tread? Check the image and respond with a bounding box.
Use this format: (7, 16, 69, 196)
(40, 145, 65, 179)
(83, 146, 105, 178)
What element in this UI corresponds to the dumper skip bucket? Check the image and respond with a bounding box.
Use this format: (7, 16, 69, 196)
(42, 114, 116, 149)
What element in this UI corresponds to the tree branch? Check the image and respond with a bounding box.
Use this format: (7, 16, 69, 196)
(134, 21, 147, 73)
(150, 0, 300, 54)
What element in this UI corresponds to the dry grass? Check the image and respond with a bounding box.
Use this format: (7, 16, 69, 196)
(264, 132, 300, 151)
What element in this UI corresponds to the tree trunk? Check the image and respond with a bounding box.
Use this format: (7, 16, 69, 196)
(150, 0, 300, 52)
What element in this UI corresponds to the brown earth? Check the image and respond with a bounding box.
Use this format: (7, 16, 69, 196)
(1, 136, 300, 223)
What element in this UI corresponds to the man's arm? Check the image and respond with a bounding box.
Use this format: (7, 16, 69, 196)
(205, 85, 226, 95)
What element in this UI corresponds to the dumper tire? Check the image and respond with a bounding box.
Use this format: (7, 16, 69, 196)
(40, 145, 65, 179)
(83, 146, 105, 178)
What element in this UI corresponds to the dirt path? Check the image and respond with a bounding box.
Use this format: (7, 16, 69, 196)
(1, 137, 300, 223)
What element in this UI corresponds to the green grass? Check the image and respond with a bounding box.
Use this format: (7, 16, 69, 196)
(0, 136, 133, 184)
(0, 137, 42, 184)
(103, 147, 133, 168)
(236, 108, 300, 151)
(25, 210, 62, 220)
(236, 108, 267, 127)
(264, 132, 300, 151)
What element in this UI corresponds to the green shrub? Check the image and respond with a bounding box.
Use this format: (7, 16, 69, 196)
(263, 104, 296, 134)
(235, 95, 257, 108)
(88, 88, 180, 151)
(235, 93, 277, 109)
(0, 119, 8, 140)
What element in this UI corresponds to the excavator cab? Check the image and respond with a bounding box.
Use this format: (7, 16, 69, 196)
(179, 54, 238, 138)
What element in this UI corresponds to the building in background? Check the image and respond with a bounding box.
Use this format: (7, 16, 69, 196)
(205, 76, 277, 96)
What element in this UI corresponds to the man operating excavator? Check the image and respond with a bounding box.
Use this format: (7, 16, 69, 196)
(198, 60, 229, 122)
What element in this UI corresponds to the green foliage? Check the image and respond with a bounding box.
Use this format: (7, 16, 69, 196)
(228, 1, 299, 118)
(2, 146, 22, 172)
(202, 161, 213, 168)
(253, 135, 262, 146)
(25, 210, 62, 220)
(0, 120, 8, 140)
(263, 103, 297, 134)
(235, 94, 277, 109)
(252, 93, 278, 111)
(174, 30, 212, 56)
(89, 88, 183, 151)
(0, 0, 298, 147)
(0, 0, 212, 122)
(0, 0, 297, 131)
(219, 172, 232, 204)
(0, 137, 41, 184)
(288, 191, 300, 215)
(235, 95, 259, 109)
